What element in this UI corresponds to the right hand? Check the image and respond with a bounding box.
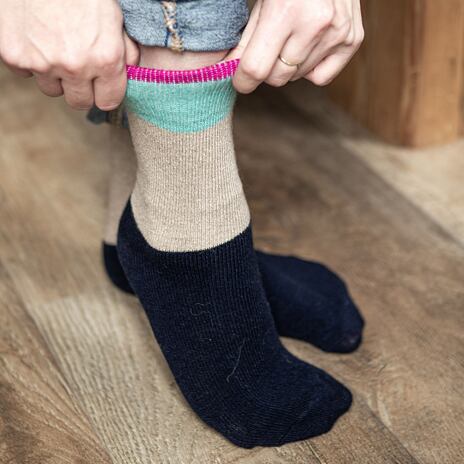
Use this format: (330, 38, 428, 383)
(228, 0, 363, 93)
(0, 0, 139, 110)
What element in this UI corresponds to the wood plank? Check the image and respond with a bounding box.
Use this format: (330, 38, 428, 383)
(0, 262, 112, 464)
(328, 0, 407, 144)
(288, 82, 464, 248)
(329, 0, 464, 147)
(0, 65, 111, 306)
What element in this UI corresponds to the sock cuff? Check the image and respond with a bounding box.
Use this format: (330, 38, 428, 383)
(126, 59, 239, 84)
(125, 60, 238, 133)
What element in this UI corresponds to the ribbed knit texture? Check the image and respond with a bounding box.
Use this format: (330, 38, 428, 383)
(129, 114, 250, 251)
(118, 61, 352, 447)
(127, 63, 249, 252)
(257, 252, 364, 353)
(118, 205, 352, 448)
(103, 242, 364, 352)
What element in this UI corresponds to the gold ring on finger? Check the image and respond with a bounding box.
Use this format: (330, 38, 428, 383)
(278, 55, 301, 68)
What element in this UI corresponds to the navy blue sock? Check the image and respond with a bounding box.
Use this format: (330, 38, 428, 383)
(103, 244, 363, 352)
(257, 252, 364, 353)
(102, 243, 134, 294)
(117, 202, 352, 448)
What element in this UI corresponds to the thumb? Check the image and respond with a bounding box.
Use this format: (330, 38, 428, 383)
(124, 32, 140, 66)
(223, 0, 262, 62)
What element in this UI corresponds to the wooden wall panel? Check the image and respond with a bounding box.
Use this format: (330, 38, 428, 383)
(328, 0, 464, 147)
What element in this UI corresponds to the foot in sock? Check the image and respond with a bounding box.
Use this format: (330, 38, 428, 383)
(103, 243, 134, 294)
(117, 58, 352, 447)
(257, 252, 364, 353)
(102, 125, 364, 353)
(104, 240, 363, 352)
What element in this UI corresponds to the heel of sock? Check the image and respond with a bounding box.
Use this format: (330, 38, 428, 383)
(102, 242, 134, 294)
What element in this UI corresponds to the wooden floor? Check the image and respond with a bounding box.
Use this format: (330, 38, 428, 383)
(1, 66, 463, 464)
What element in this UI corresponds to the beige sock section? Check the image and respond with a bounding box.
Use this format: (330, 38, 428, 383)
(103, 125, 137, 245)
(129, 112, 250, 252)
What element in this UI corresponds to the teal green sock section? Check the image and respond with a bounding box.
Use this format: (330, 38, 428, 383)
(125, 78, 236, 133)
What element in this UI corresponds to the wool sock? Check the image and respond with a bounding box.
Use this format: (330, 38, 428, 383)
(117, 59, 352, 448)
(258, 253, 364, 353)
(102, 124, 363, 353)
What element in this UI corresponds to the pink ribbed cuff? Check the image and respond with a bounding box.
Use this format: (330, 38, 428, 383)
(126, 59, 239, 84)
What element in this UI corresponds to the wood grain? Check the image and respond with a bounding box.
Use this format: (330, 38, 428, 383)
(286, 81, 464, 248)
(329, 0, 464, 147)
(1, 64, 464, 463)
(0, 262, 112, 464)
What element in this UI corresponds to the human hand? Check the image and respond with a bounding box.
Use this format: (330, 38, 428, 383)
(230, 0, 364, 93)
(0, 0, 139, 110)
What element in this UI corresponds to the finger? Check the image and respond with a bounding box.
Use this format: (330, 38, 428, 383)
(265, 58, 299, 88)
(354, 1, 364, 33)
(124, 32, 140, 65)
(291, 20, 353, 81)
(292, 1, 354, 82)
(61, 78, 94, 110)
(352, 1, 365, 48)
(306, 49, 354, 86)
(233, 0, 292, 93)
(290, 41, 335, 81)
(34, 74, 64, 97)
(345, 1, 358, 45)
(265, 35, 311, 87)
(92, 33, 128, 110)
(225, 0, 262, 62)
(93, 68, 126, 111)
(2, 62, 33, 78)
(298, 1, 363, 84)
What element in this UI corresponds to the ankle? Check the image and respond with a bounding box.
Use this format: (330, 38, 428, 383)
(139, 46, 228, 70)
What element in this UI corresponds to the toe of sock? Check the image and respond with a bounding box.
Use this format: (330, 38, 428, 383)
(266, 357, 353, 446)
(278, 379, 353, 445)
(318, 327, 364, 354)
(317, 295, 365, 353)
(102, 243, 135, 294)
(336, 296, 365, 352)
(256, 251, 365, 353)
(224, 357, 353, 448)
(336, 329, 363, 353)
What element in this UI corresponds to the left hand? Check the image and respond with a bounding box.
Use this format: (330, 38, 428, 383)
(230, 0, 364, 93)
